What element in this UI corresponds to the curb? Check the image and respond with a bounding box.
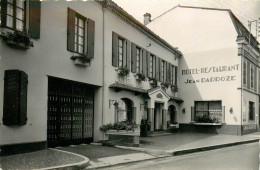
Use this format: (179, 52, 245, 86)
(42, 148, 90, 170)
(169, 139, 259, 156)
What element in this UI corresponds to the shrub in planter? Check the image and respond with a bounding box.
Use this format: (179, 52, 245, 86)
(160, 82, 171, 90)
(148, 78, 158, 87)
(0, 30, 33, 49)
(195, 115, 214, 123)
(171, 84, 178, 92)
(117, 67, 130, 78)
(71, 55, 91, 63)
(135, 73, 146, 81)
(99, 121, 137, 132)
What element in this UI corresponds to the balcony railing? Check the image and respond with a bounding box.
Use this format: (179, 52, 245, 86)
(191, 106, 225, 124)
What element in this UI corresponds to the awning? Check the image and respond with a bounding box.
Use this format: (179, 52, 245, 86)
(169, 95, 184, 103)
(109, 82, 147, 95)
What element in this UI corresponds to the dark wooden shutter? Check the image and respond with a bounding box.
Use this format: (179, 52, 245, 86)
(123, 40, 127, 67)
(112, 32, 118, 67)
(155, 56, 159, 80)
(1, 0, 7, 27)
(67, 8, 76, 52)
(87, 18, 95, 59)
(169, 65, 173, 85)
(153, 55, 156, 78)
(131, 43, 137, 73)
(247, 61, 250, 88)
(258, 69, 260, 93)
(126, 40, 131, 70)
(19, 71, 28, 125)
(29, 0, 41, 39)
(254, 65, 257, 92)
(159, 58, 162, 82)
(175, 66, 178, 85)
(142, 49, 147, 76)
(147, 51, 151, 78)
(3, 70, 28, 126)
(166, 62, 170, 83)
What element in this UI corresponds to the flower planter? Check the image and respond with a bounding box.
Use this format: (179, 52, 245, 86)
(6, 39, 30, 50)
(73, 58, 90, 67)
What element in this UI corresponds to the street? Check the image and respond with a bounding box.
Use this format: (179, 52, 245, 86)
(104, 143, 259, 170)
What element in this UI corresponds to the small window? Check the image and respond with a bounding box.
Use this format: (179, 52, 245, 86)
(74, 14, 85, 54)
(136, 47, 142, 73)
(249, 101, 255, 121)
(118, 38, 124, 67)
(149, 54, 154, 77)
(161, 60, 165, 82)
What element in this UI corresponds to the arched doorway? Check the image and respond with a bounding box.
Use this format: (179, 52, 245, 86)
(117, 98, 134, 122)
(168, 105, 177, 124)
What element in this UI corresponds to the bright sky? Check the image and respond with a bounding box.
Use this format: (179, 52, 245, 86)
(113, 0, 260, 39)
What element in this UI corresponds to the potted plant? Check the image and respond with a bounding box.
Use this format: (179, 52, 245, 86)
(117, 67, 130, 78)
(171, 84, 178, 92)
(160, 82, 171, 91)
(0, 30, 33, 49)
(135, 73, 146, 81)
(148, 78, 158, 87)
(70, 55, 91, 67)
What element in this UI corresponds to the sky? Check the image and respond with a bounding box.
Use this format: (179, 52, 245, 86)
(113, 0, 260, 40)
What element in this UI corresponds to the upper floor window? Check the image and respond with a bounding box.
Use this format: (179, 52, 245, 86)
(6, 0, 25, 31)
(149, 54, 154, 78)
(136, 47, 142, 73)
(118, 38, 124, 67)
(68, 8, 95, 58)
(171, 65, 175, 85)
(74, 15, 85, 54)
(243, 60, 247, 85)
(161, 60, 165, 82)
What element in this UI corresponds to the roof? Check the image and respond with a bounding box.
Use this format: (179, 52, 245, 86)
(109, 82, 147, 94)
(151, 5, 260, 53)
(96, 0, 182, 57)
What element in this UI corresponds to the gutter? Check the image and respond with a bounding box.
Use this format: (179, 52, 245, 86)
(102, 6, 105, 125)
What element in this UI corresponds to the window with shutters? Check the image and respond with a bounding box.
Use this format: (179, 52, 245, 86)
(171, 65, 175, 85)
(161, 60, 165, 82)
(118, 38, 124, 67)
(250, 65, 254, 89)
(149, 54, 154, 78)
(5, 0, 25, 31)
(74, 14, 85, 54)
(136, 47, 142, 73)
(249, 101, 255, 121)
(68, 8, 95, 59)
(243, 60, 247, 85)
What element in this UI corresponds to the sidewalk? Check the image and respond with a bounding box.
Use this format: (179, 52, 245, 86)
(0, 148, 89, 170)
(0, 132, 259, 170)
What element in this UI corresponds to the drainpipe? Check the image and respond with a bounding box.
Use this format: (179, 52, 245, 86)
(241, 43, 243, 135)
(102, 7, 105, 125)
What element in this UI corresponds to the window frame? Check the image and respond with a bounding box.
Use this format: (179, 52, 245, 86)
(149, 54, 154, 78)
(250, 65, 254, 89)
(171, 65, 175, 85)
(136, 47, 142, 73)
(5, 0, 26, 31)
(194, 100, 222, 121)
(161, 60, 165, 82)
(74, 13, 86, 55)
(118, 37, 124, 67)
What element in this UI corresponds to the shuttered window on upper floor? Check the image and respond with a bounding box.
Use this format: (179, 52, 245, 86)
(0, 0, 41, 39)
(68, 8, 95, 59)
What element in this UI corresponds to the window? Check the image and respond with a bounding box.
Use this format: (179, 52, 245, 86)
(249, 101, 255, 121)
(250, 65, 254, 89)
(161, 60, 165, 82)
(136, 47, 142, 73)
(118, 38, 124, 67)
(243, 60, 247, 85)
(149, 54, 154, 77)
(74, 15, 85, 54)
(6, 0, 25, 31)
(195, 101, 222, 123)
(170, 65, 175, 85)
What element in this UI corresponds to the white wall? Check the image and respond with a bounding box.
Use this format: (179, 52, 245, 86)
(0, 1, 103, 145)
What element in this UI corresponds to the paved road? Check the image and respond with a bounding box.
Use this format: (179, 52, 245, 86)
(105, 143, 259, 170)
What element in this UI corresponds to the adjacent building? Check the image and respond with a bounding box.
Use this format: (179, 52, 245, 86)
(147, 5, 260, 135)
(0, 0, 182, 155)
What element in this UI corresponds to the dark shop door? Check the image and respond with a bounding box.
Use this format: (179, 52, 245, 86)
(47, 77, 94, 147)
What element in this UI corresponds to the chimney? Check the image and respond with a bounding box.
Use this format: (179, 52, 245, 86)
(143, 13, 151, 26)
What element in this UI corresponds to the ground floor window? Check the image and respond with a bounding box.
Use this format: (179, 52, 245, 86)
(194, 101, 222, 123)
(249, 101, 255, 121)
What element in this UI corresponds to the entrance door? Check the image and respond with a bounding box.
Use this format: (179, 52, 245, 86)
(47, 77, 94, 147)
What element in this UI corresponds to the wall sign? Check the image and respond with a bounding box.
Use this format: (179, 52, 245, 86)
(182, 64, 239, 84)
